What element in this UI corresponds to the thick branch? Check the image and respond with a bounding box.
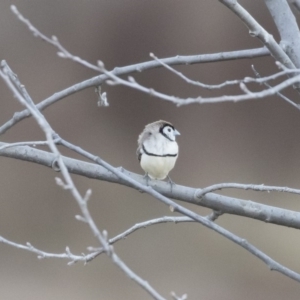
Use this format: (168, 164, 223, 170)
(219, 0, 296, 69)
(58, 138, 300, 283)
(264, 0, 300, 67)
(1, 142, 300, 229)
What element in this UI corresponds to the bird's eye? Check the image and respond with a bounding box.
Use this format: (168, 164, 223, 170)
(167, 128, 171, 132)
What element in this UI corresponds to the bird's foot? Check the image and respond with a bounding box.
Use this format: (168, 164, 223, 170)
(167, 175, 176, 192)
(143, 173, 151, 186)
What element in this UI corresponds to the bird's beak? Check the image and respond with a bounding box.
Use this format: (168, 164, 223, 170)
(174, 129, 180, 136)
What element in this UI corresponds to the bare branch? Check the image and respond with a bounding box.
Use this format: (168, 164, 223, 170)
(10, 3, 270, 71)
(0, 140, 52, 151)
(1, 142, 300, 229)
(57, 137, 300, 282)
(10, 5, 100, 72)
(264, 0, 300, 67)
(110, 217, 193, 244)
(1, 92, 299, 283)
(3, 5, 300, 284)
(0, 235, 89, 264)
(0, 62, 166, 300)
(197, 182, 300, 197)
(219, 0, 296, 69)
(151, 52, 300, 91)
(1, 217, 194, 265)
(0, 6, 271, 136)
(100, 60, 300, 105)
(0, 47, 269, 136)
(251, 65, 300, 110)
(87, 216, 194, 261)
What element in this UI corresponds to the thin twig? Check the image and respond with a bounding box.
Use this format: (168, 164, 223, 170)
(86, 216, 195, 261)
(10, 5, 100, 72)
(197, 182, 300, 198)
(99, 60, 300, 106)
(150, 53, 300, 90)
(251, 65, 300, 110)
(0, 217, 194, 264)
(0, 6, 271, 136)
(0, 140, 53, 151)
(10, 3, 270, 72)
(0, 235, 89, 265)
(0, 47, 270, 136)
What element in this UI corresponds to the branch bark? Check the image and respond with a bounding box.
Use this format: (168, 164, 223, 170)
(264, 0, 300, 67)
(0, 47, 269, 135)
(1, 142, 300, 229)
(219, 0, 296, 69)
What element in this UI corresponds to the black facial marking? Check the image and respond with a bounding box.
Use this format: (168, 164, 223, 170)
(159, 123, 175, 141)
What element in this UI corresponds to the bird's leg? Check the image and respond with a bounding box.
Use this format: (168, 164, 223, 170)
(143, 173, 151, 186)
(167, 175, 176, 192)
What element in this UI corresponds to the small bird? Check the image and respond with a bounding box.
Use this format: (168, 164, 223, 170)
(137, 120, 180, 181)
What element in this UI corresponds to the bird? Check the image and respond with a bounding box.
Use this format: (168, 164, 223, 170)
(137, 120, 180, 182)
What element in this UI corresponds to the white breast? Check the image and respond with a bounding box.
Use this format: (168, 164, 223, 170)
(140, 154, 178, 180)
(140, 134, 179, 180)
(143, 134, 178, 156)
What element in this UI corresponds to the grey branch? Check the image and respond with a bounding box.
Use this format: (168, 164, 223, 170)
(1, 142, 300, 284)
(86, 216, 195, 261)
(10, 4, 269, 71)
(10, 5, 100, 72)
(0, 235, 89, 264)
(0, 140, 52, 151)
(0, 47, 269, 136)
(198, 182, 300, 196)
(219, 0, 296, 69)
(57, 137, 300, 283)
(0, 217, 193, 265)
(1, 142, 300, 230)
(4, 3, 300, 286)
(1, 68, 300, 282)
(0, 63, 165, 300)
(100, 61, 300, 105)
(264, 0, 300, 67)
(251, 64, 300, 110)
(150, 53, 300, 90)
(0, 5, 270, 135)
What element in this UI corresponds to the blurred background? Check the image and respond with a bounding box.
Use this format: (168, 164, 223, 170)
(1, 1, 300, 299)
